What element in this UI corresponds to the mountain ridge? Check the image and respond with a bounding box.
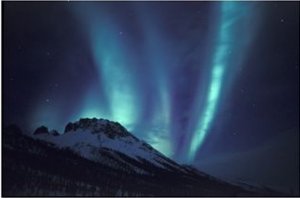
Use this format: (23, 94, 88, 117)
(2, 118, 287, 196)
(31, 118, 182, 172)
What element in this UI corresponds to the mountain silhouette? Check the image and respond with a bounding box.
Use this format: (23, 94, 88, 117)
(2, 118, 285, 196)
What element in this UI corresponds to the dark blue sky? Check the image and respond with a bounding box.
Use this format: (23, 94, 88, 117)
(3, 1, 299, 193)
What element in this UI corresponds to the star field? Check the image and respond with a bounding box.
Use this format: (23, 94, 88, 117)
(3, 2, 299, 191)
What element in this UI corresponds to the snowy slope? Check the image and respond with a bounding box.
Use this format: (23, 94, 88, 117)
(32, 118, 184, 173)
(4, 123, 285, 196)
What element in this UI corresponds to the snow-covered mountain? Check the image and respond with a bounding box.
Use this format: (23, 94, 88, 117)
(32, 118, 186, 174)
(2, 118, 287, 196)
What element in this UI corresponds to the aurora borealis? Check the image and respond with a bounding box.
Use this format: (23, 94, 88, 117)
(3, 1, 299, 193)
(188, 2, 253, 161)
(70, 1, 259, 162)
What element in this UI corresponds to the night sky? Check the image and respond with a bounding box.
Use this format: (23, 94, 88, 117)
(3, 1, 299, 193)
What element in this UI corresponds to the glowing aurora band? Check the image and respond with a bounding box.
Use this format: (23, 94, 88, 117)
(71, 5, 173, 156)
(73, 6, 140, 131)
(188, 2, 253, 162)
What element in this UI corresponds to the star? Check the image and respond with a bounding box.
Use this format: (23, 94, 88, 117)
(45, 99, 50, 103)
(280, 18, 285, 23)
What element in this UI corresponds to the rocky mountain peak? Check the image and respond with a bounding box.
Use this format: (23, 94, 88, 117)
(64, 118, 132, 139)
(34, 126, 49, 135)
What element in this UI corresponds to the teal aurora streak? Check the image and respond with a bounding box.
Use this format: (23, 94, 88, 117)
(188, 2, 256, 161)
(31, 2, 259, 162)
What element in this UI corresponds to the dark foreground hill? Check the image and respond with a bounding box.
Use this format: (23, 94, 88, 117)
(2, 118, 285, 196)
